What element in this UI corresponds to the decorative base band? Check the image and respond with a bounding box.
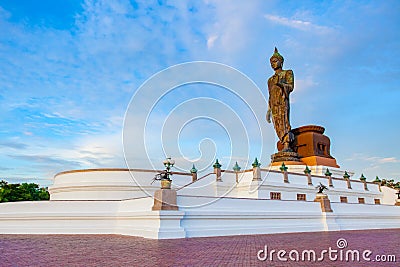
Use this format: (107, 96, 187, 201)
(270, 160, 305, 166)
(271, 151, 301, 163)
(301, 156, 340, 168)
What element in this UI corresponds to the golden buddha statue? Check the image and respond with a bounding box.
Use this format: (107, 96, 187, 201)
(266, 47, 294, 152)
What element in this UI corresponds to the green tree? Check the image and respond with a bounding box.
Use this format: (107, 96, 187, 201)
(0, 180, 50, 202)
(38, 187, 50, 200)
(381, 179, 399, 189)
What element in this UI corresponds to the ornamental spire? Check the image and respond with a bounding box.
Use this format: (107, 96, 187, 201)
(270, 47, 284, 62)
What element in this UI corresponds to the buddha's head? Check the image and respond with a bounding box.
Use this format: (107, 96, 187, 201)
(270, 47, 284, 70)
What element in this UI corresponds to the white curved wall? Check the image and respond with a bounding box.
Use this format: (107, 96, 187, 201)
(49, 169, 193, 200)
(177, 168, 383, 205)
(381, 186, 398, 205)
(48, 166, 387, 206)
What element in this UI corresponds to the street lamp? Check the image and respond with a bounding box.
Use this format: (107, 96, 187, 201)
(394, 184, 400, 206)
(163, 157, 175, 175)
(151, 157, 176, 189)
(394, 184, 400, 200)
(160, 157, 174, 189)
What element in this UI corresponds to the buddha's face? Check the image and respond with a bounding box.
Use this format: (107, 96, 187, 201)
(270, 57, 282, 70)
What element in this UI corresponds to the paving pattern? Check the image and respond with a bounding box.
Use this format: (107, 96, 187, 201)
(0, 229, 399, 266)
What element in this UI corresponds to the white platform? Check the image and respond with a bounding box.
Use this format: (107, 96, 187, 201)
(0, 167, 399, 239)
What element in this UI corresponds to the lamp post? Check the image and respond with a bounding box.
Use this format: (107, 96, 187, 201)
(163, 157, 175, 175)
(395, 184, 400, 206)
(161, 157, 175, 189)
(152, 157, 179, 211)
(314, 182, 333, 212)
(394, 184, 400, 199)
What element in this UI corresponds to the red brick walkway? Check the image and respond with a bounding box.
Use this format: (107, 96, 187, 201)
(0, 229, 398, 266)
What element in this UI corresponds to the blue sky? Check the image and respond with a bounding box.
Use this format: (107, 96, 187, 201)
(0, 0, 399, 186)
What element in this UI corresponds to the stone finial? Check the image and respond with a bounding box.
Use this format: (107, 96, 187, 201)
(279, 162, 289, 183)
(343, 171, 351, 189)
(190, 164, 198, 182)
(252, 158, 261, 181)
(213, 159, 222, 169)
(252, 157, 261, 168)
(213, 159, 222, 182)
(373, 176, 381, 192)
(190, 164, 197, 173)
(304, 166, 312, 185)
(360, 174, 368, 191)
(304, 166, 311, 174)
(280, 162, 288, 172)
(373, 176, 381, 184)
(325, 168, 332, 177)
(233, 162, 241, 183)
(233, 162, 241, 172)
(325, 168, 333, 187)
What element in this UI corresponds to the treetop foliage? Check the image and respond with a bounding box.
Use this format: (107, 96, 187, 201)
(0, 180, 50, 202)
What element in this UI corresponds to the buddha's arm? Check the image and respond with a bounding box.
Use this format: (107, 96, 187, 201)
(284, 70, 294, 92)
(279, 70, 294, 98)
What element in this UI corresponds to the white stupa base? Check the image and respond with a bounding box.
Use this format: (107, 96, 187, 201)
(0, 168, 399, 239)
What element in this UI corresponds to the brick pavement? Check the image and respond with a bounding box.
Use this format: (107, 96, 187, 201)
(0, 229, 399, 267)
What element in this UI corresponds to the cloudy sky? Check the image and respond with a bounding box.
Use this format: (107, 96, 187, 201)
(0, 0, 399, 186)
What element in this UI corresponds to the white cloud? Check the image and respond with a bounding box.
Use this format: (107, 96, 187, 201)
(291, 76, 318, 104)
(201, 0, 265, 59)
(264, 14, 333, 34)
(0, 6, 10, 19)
(346, 153, 400, 164)
(207, 35, 218, 49)
(367, 157, 400, 164)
